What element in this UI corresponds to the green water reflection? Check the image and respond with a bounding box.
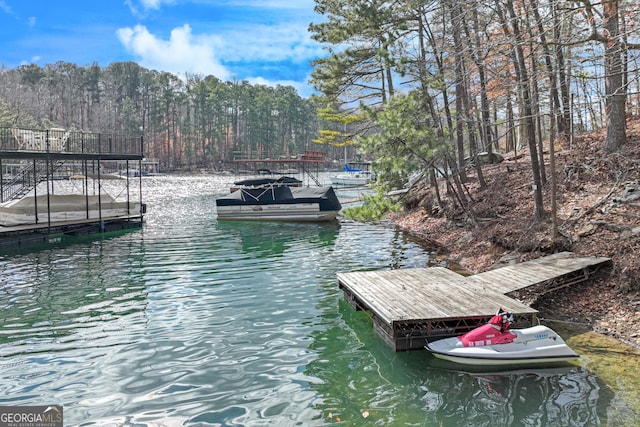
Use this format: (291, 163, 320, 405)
(215, 220, 341, 256)
(307, 302, 639, 426)
(0, 238, 147, 350)
(568, 330, 640, 424)
(0, 175, 638, 426)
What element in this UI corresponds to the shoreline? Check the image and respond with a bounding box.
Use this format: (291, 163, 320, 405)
(383, 119, 640, 351)
(390, 212, 640, 350)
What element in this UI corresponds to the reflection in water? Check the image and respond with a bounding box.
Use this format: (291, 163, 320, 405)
(0, 238, 148, 355)
(307, 301, 617, 426)
(215, 220, 340, 256)
(419, 365, 610, 426)
(0, 175, 636, 426)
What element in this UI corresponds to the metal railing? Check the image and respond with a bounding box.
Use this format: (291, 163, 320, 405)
(0, 127, 142, 157)
(0, 159, 67, 203)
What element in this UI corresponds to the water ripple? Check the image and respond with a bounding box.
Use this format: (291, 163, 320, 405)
(0, 175, 634, 425)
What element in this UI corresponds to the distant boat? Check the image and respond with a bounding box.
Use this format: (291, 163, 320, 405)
(329, 162, 375, 186)
(215, 176, 342, 222)
(118, 169, 151, 177)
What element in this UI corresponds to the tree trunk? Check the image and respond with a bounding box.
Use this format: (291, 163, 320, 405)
(554, 1, 571, 140)
(450, 2, 468, 183)
(498, 0, 545, 220)
(506, 97, 515, 152)
(603, 0, 627, 152)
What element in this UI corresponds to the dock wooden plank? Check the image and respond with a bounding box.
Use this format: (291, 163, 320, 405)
(468, 253, 611, 292)
(337, 252, 611, 351)
(467, 268, 539, 293)
(338, 267, 536, 325)
(397, 269, 532, 318)
(339, 268, 467, 323)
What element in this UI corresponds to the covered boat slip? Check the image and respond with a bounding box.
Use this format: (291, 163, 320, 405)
(337, 252, 612, 351)
(0, 127, 142, 160)
(231, 150, 328, 186)
(0, 194, 142, 226)
(0, 126, 145, 248)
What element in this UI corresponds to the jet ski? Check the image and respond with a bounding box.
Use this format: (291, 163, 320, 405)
(426, 309, 579, 366)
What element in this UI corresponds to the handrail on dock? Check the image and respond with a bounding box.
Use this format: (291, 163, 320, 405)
(0, 127, 143, 158)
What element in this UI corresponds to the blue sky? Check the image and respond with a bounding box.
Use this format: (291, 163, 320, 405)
(0, 0, 324, 97)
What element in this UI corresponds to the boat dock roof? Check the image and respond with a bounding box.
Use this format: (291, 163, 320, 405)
(337, 252, 612, 351)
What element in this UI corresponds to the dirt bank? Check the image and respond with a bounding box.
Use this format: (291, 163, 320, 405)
(389, 118, 640, 348)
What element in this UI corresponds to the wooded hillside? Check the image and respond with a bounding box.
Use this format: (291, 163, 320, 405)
(0, 62, 335, 170)
(310, 0, 640, 226)
(2, 0, 639, 223)
(391, 117, 640, 347)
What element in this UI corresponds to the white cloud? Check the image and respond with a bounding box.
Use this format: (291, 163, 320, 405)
(116, 22, 321, 89)
(248, 75, 315, 98)
(215, 23, 321, 63)
(140, 0, 165, 9)
(124, 0, 177, 17)
(116, 24, 231, 80)
(20, 56, 41, 66)
(0, 1, 12, 15)
(117, 2, 322, 95)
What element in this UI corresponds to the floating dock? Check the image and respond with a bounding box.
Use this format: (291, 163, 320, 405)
(337, 252, 612, 351)
(0, 215, 143, 249)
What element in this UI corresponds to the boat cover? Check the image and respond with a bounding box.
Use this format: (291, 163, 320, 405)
(216, 186, 342, 212)
(233, 176, 302, 187)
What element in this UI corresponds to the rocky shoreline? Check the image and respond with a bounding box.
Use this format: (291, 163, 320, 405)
(386, 120, 640, 349)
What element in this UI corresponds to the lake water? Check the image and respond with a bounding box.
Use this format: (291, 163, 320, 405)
(0, 175, 638, 426)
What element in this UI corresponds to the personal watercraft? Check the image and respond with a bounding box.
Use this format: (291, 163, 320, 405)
(426, 309, 579, 366)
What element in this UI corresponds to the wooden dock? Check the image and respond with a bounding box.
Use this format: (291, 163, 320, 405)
(0, 215, 143, 250)
(337, 252, 612, 351)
